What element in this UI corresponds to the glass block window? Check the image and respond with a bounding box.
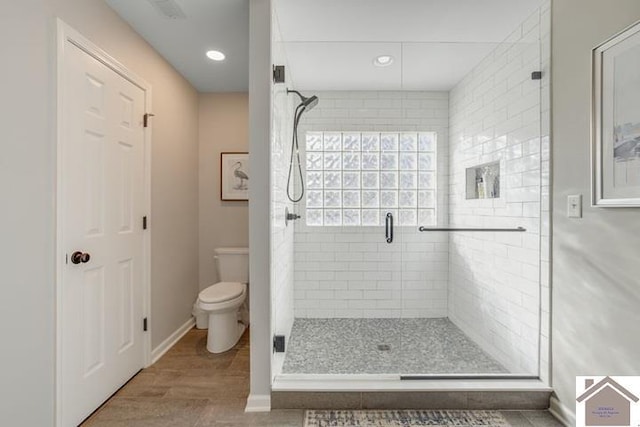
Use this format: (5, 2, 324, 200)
(305, 131, 437, 226)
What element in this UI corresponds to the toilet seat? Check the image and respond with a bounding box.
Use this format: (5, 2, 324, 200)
(197, 281, 247, 353)
(199, 282, 244, 304)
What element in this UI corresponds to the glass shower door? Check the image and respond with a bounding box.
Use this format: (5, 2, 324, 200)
(397, 7, 545, 378)
(280, 130, 406, 377)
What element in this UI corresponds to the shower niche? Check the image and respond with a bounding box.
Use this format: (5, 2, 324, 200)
(465, 161, 500, 200)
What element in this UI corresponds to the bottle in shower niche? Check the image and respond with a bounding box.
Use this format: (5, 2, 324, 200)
(476, 176, 485, 199)
(484, 166, 495, 198)
(492, 175, 500, 198)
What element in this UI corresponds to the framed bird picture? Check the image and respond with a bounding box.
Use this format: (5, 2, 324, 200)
(220, 152, 249, 201)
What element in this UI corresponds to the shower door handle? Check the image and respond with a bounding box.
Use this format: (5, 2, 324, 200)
(385, 213, 393, 244)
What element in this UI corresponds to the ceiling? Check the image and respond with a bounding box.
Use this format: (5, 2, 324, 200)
(105, 0, 249, 93)
(279, 42, 500, 92)
(275, 0, 544, 91)
(105, 0, 543, 93)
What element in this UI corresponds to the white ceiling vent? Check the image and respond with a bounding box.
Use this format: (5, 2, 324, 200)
(147, 0, 187, 19)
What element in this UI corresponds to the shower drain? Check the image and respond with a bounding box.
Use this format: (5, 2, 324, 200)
(377, 344, 391, 351)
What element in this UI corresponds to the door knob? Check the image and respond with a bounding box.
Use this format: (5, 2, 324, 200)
(71, 251, 91, 264)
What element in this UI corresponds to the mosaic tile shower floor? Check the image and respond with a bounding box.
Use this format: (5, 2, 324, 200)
(283, 318, 508, 375)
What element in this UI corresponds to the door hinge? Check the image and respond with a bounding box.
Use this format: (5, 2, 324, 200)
(143, 113, 155, 128)
(143, 216, 148, 230)
(273, 335, 285, 353)
(143, 317, 148, 332)
(273, 65, 285, 83)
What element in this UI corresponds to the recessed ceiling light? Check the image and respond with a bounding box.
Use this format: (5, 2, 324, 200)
(373, 55, 394, 67)
(206, 50, 226, 61)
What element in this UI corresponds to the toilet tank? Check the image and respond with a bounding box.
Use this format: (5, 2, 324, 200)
(214, 247, 249, 283)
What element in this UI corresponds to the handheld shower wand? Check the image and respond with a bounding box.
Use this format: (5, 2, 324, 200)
(287, 89, 319, 111)
(286, 89, 319, 203)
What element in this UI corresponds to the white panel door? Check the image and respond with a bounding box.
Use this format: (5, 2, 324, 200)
(61, 41, 146, 426)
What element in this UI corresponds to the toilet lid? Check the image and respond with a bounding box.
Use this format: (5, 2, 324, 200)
(199, 282, 244, 304)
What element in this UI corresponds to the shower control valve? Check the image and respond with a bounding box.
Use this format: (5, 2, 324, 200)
(285, 207, 300, 226)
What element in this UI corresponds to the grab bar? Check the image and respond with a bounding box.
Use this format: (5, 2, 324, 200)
(418, 226, 526, 232)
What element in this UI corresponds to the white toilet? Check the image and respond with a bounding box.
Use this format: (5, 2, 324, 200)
(198, 247, 249, 353)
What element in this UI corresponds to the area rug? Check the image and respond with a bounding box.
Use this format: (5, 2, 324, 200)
(304, 410, 510, 426)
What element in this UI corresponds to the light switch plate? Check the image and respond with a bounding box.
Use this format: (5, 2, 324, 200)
(567, 194, 582, 218)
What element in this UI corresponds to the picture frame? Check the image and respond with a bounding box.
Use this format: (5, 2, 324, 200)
(220, 152, 249, 201)
(592, 20, 640, 207)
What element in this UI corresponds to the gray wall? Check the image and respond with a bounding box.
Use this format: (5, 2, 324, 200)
(0, 0, 199, 424)
(199, 93, 249, 290)
(551, 0, 640, 422)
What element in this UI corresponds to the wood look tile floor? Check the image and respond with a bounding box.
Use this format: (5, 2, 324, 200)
(82, 329, 303, 426)
(81, 328, 562, 427)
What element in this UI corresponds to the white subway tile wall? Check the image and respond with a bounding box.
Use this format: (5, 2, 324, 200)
(293, 91, 450, 319)
(447, 4, 549, 375)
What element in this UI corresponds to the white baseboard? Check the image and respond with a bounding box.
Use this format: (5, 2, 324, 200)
(245, 394, 271, 412)
(549, 396, 575, 427)
(150, 317, 195, 365)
